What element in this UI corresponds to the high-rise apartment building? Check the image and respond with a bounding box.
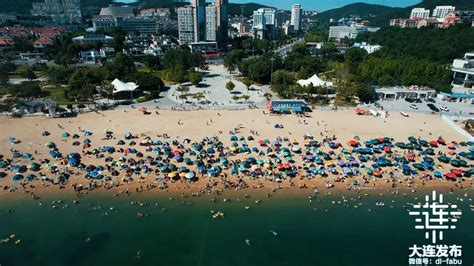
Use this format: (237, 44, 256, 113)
(206, 5, 217, 42)
(191, 0, 206, 42)
(215, 0, 229, 43)
(178, 6, 195, 44)
(31, 0, 82, 24)
(410, 8, 430, 19)
(178, 0, 228, 44)
(432, 6, 455, 18)
(290, 4, 302, 31)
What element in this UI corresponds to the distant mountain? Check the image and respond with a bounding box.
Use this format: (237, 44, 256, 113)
(315, 0, 474, 26)
(0, 0, 113, 14)
(228, 3, 272, 17)
(2, 0, 271, 18)
(315, 3, 402, 25)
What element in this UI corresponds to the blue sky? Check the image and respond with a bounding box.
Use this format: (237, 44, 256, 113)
(230, 0, 421, 12)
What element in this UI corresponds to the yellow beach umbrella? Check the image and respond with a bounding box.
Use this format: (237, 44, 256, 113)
(168, 172, 177, 178)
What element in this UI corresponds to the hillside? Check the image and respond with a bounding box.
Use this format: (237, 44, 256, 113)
(0, 0, 115, 14)
(315, 2, 402, 24)
(228, 3, 271, 17)
(315, 0, 474, 26)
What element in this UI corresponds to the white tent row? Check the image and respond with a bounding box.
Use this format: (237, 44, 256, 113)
(111, 78, 139, 94)
(297, 74, 333, 88)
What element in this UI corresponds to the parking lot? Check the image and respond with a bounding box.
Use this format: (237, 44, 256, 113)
(362, 98, 474, 116)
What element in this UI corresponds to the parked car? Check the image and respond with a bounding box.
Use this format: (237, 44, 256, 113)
(426, 98, 436, 103)
(440, 105, 449, 112)
(409, 104, 418, 110)
(427, 103, 440, 112)
(405, 98, 415, 103)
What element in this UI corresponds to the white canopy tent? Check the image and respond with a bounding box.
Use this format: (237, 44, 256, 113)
(111, 78, 139, 94)
(297, 74, 333, 88)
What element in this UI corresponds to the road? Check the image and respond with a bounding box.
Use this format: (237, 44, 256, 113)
(274, 38, 304, 58)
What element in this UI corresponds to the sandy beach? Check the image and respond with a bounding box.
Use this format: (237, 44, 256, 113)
(0, 108, 472, 198)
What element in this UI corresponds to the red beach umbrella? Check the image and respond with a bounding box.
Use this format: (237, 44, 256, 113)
(447, 143, 456, 150)
(373, 170, 382, 177)
(429, 141, 438, 147)
(444, 172, 456, 180)
(450, 168, 463, 176)
(437, 138, 446, 145)
(383, 146, 392, 153)
(347, 140, 358, 147)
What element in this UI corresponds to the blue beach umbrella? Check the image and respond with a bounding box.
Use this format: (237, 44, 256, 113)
(12, 173, 24, 181)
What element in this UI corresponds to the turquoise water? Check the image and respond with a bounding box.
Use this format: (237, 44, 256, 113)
(0, 191, 472, 266)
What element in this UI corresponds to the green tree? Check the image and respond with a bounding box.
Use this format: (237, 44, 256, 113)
(242, 78, 252, 90)
(104, 54, 136, 79)
(188, 68, 203, 86)
(176, 86, 190, 96)
(46, 66, 73, 85)
(271, 70, 295, 98)
(345, 48, 367, 74)
(24, 68, 37, 80)
(193, 92, 205, 103)
(263, 92, 273, 101)
(144, 54, 161, 70)
(231, 95, 240, 102)
(241, 94, 250, 102)
(178, 94, 188, 103)
(12, 81, 42, 97)
(171, 65, 185, 84)
(126, 72, 163, 93)
(67, 68, 101, 101)
(98, 81, 115, 102)
(226, 81, 235, 94)
(356, 84, 376, 103)
(224, 49, 244, 72)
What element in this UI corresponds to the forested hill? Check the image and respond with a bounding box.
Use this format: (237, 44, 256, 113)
(315, 3, 402, 24)
(315, 0, 474, 26)
(0, 0, 272, 17)
(228, 3, 272, 17)
(352, 23, 474, 92)
(0, 0, 113, 14)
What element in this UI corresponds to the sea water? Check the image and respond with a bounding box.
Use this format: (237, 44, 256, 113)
(0, 191, 472, 266)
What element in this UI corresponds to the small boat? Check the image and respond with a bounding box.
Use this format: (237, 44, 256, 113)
(245, 239, 251, 245)
(270, 230, 278, 236)
(212, 211, 224, 219)
(15, 240, 21, 245)
(375, 202, 385, 207)
(400, 112, 409, 117)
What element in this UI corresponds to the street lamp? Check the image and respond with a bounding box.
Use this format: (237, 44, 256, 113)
(270, 57, 275, 87)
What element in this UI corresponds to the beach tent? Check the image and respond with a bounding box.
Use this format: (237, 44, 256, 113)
(111, 78, 139, 94)
(297, 74, 333, 88)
